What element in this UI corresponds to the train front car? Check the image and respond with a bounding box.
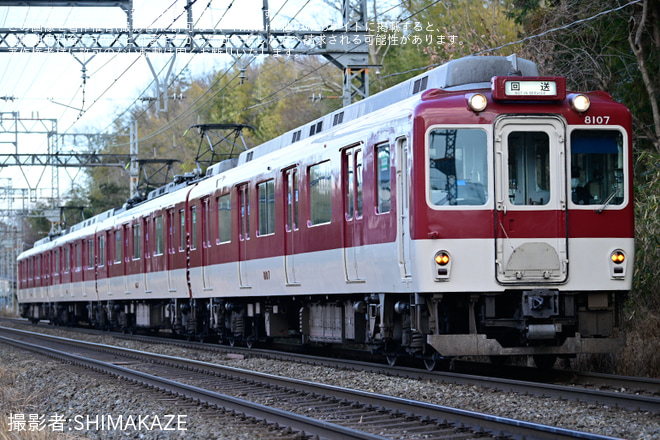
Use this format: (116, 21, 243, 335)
(401, 58, 633, 367)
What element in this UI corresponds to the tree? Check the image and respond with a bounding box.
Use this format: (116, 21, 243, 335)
(512, 0, 659, 152)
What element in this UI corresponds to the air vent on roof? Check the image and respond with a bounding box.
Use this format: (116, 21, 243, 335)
(291, 130, 302, 143)
(333, 112, 344, 126)
(246, 151, 254, 162)
(413, 76, 428, 94)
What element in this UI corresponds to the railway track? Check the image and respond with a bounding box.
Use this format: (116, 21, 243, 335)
(2, 317, 660, 414)
(0, 325, 627, 440)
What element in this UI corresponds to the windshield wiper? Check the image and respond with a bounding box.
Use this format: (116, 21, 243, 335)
(595, 188, 619, 213)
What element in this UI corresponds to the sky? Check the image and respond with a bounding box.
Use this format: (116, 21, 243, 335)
(0, 0, 348, 207)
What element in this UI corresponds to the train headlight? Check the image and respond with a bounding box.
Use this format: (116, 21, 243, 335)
(609, 249, 627, 279)
(467, 93, 488, 112)
(570, 94, 590, 113)
(433, 251, 451, 281)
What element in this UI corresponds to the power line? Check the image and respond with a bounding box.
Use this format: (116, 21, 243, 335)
(377, 0, 644, 82)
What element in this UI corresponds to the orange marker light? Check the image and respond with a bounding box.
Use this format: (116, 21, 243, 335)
(435, 252, 450, 266)
(611, 251, 625, 264)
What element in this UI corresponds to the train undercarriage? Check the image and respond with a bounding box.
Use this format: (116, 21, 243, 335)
(20, 289, 624, 369)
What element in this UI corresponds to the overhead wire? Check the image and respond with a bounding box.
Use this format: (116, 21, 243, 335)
(375, 0, 645, 83)
(62, 0, 203, 135)
(102, 0, 314, 148)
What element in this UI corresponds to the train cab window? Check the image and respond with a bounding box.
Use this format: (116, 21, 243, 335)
(133, 223, 141, 259)
(114, 230, 122, 263)
(376, 143, 391, 213)
(87, 239, 94, 268)
(428, 128, 488, 206)
(258, 180, 275, 236)
(155, 215, 164, 255)
(217, 194, 231, 243)
(179, 209, 185, 251)
(507, 132, 550, 205)
(98, 236, 105, 267)
(570, 129, 624, 206)
(309, 161, 332, 225)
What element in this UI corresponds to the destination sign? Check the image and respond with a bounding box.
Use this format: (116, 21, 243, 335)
(491, 76, 566, 101)
(505, 80, 557, 96)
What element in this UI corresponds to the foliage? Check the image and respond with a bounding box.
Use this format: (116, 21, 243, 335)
(371, 0, 522, 92)
(631, 149, 660, 312)
(512, 0, 659, 153)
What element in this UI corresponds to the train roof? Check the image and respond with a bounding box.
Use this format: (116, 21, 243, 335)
(218, 55, 538, 171)
(20, 55, 538, 258)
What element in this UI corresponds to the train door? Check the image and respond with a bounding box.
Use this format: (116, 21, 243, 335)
(283, 167, 300, 285)
(167, 209, 176, 292)
(123, 223, 130, 294)
(98, 232, 108, 296)
(342, 145, 365, 282)
(143, 216, 153, 293)
(494, 117, 568, 284)
(396, 137, 412, 279)
(237, 184, 250, 288)
(201, 198, 213, 290)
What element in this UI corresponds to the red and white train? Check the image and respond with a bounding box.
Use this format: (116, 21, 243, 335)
(17, 55, 634, 368)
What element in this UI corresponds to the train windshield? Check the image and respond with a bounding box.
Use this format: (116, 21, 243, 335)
(570, 129, 624, 206)
(428, 128, 488, 206)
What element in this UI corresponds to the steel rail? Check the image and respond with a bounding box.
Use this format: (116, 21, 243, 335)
(0, 332, 388, 440)
(3, 320, 658, 413)
(0, 326, 626, 440)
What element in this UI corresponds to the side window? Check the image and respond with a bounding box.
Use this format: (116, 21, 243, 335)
(285, 169, 299, 231)
(65, 246, 71, 272)
(309, 161, 332, 225)
(239, 185, 250, 240)
(98, 236, 105, 267)
(190, 206, 197, 250)
(155, 215, 164, 255)
(54, 249, 60, 274)
(217, 194, 231, 243)
(114, 230, 122, 263)
(133, 223, 141, 259)
(376, 143, 391, 213)
(203, 199, 211, 247)
(344, 147, 363, 220)
(76, 243, 81, 270)
(179, 209, 186, 251)
(258, 180, 275, 236)
(87, 238, 94, 268)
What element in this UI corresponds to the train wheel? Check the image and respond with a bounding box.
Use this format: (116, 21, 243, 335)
(386, 355, 398, 367)
(423, 357, 437, 371)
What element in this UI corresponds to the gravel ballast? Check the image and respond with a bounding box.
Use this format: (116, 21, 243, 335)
(1, 323, 659, 439)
